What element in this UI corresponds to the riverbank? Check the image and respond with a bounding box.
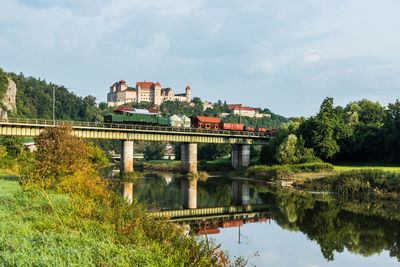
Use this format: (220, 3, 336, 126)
(0, 171, 226, 265)
(296, 169, 400, 201)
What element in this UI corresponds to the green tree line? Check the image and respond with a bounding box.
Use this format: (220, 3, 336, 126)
(261, 97, 400, 164)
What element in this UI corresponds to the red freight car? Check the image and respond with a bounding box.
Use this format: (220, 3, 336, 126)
(190, 116, 221, 130)
(244, 126, 255, 132)
(257, 128, 267, 132)
(220, 123, 244, 131)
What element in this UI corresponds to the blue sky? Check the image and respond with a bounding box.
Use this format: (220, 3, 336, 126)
(1, 0, 400, 117)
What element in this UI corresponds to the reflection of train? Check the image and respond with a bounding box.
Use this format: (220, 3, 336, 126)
(193, 217, 275, 235)
(104, 108, 276, 134)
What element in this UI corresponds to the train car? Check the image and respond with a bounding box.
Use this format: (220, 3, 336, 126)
(257, 128, 267, 132)
(244, 126, 255, 132)
(220, 123, 244, 131)
(104, 108, 168, 125)
(190, 116, 221, 130)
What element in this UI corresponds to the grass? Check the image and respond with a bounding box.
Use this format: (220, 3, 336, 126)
(333, 162, 400, 172)
(0, 174, 224, 266)
(243, 163, 335, 180)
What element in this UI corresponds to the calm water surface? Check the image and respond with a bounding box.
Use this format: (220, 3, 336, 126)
(116, 173, 400, 266)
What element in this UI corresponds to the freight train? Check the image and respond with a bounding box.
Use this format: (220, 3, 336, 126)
(104, 108, 275, 134)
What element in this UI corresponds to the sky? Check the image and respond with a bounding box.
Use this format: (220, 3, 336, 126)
(1, 0, 400, 117)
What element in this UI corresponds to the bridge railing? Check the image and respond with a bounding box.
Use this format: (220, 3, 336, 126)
(0, 118, 273, 138)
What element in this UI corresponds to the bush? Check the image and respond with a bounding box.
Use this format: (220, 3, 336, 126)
(244, 165, 292, 180)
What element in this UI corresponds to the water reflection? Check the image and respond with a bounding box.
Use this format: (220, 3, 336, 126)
(116, 173, 400, 265)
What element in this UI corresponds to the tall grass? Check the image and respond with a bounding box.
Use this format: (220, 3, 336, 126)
(244, 163, 334, 180)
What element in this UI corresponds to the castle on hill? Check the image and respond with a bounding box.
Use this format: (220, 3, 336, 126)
(107, 80, 191, 107)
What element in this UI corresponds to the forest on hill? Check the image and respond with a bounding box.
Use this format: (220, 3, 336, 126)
(6, 72, 101, 122)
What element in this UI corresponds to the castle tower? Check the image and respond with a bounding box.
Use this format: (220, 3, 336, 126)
(185, 85, 191, 102)
(154, 81, 162, 105)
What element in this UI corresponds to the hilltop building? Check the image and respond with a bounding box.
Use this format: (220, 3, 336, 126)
(227, 104, 271, 118)
(107, 80, 191, 107)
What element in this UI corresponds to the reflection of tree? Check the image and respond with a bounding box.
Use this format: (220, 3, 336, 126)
(197, 178, 231, 208)
(129, 174, 181, 210)
(260, 189, 400, 261)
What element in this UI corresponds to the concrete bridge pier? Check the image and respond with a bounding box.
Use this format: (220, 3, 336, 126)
(181, 143, 197, 174)
(181, 177, 197, 209)
(231, 144, 250, 170)
(231, 180, 250, 206)
(121, 140, 134, 173)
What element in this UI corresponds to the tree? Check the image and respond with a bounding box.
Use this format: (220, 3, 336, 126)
(83, 95, 97, 106)
(0, 67, 9, 101)
(383, 100, 400, 161)
(1, 136, 26, 157)
(260, 121, 301, 163)
(144, 142, 166, 160)
(298, 97, 351, 160)
(198, 143, 231, 160)
(276, 134, 298, 164)
(25, 125, 109, 203)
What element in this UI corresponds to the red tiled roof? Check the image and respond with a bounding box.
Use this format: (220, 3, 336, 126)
(155, 81, 161, 86)
(120, 80, 126, 83)
(186, 85, 191, 90)
(227, 104, 242, 110)
(233, 106, 255, 111)
(114, 108, 133, 111)
(136, 81, 155, 89)
(194, 116, 221, 123)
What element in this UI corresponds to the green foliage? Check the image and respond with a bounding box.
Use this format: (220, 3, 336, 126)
(244, 163, 333, 180)
(0, 67, 9, 102)
(143, 142, 166, 160)
(382, 99, 400, 162)
(298, 97, 351, 160)
(7, 72, 102, 121)
(303, 169, 400, 200)
(261, 121, 319, 164)
(0, 136, 26, 158)
(198, 143, 231, 161)
(0, 177, 226, 266)
(276, 134, 298, 164)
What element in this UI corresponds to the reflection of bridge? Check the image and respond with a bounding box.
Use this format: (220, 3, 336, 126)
(151, 205, 272, 236)
(151, 204, 269, 219)
(0, 118, 271, 173)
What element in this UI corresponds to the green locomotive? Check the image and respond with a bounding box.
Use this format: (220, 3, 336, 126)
(104, 108, 168, 125)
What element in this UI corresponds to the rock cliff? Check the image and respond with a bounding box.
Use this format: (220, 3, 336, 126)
(0, 77, 17, 119)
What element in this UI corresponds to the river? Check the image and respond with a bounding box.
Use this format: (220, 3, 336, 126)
(113, 173, 400, 266)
